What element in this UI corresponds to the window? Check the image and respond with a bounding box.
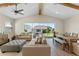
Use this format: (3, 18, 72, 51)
(5, 22, 12, 27)
(24, 23, 55, 33)
(4, 22, 12, 34)
(24, 23, 55, 30)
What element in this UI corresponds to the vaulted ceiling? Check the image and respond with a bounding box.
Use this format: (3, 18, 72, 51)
(0, 3, 79, 20)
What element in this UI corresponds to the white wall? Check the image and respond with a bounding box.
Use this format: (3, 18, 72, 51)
(15, 15, 64, 35)
(0, 14, 15, 39)
(64, 15, 79, 33)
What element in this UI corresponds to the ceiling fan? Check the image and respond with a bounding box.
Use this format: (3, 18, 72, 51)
(12, 3, 24, 15)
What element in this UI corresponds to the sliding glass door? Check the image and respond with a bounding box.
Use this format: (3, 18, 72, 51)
(24, 23, 55, 37)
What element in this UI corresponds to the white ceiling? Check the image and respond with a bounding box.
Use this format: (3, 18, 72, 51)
(42, 3, 79, 19)
(0, 3, 39, 19)
(0, 3, 79, 20)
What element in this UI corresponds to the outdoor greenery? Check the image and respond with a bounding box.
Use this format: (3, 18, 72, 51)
(42, 26, 53, 37)
(42, 26, 52, 33)
(43, 33, 53, 37)
(24, 29, 27, 32)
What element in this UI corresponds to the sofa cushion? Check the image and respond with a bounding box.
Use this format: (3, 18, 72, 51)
(2, 39, 26, 46)
(1, 39, 27, 52)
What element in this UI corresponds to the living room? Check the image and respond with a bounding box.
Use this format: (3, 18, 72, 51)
(0, 3, 79, 56)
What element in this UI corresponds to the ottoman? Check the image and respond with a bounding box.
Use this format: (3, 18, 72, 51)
(1, 39, 27, 53)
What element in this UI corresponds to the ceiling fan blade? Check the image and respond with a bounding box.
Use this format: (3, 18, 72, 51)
(18, 9, 23, 12)
(18, 12, 24, 15)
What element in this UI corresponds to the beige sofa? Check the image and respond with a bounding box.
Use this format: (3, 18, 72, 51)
(72, 41, 79, 55)
(22, 38, 51, 56)
(0, 34, 9, 45)
(15, 33, 32, 41)
(72, 43, 79, 55)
